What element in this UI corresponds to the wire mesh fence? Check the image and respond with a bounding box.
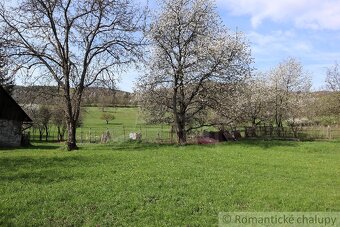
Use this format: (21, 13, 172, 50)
(244, 125, 340, 140)
(26, 124, 340, 144)
(26, 125, 175, 144)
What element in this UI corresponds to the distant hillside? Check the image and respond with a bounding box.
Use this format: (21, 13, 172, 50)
(12, 86, 135, 107)
(12, 86, 60, 105)
(82, 87, 136, 107)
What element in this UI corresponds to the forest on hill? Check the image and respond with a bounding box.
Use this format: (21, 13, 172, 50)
(12, 86, 136, 107)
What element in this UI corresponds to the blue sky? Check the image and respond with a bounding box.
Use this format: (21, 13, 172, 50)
(119, 0, 340, 92)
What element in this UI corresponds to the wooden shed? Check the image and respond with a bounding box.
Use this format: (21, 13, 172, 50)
(0, 86, 32, 147)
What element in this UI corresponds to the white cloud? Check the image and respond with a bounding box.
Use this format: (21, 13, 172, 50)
(217, 0, 340, 30)
(248, 30, 313, 57)
(247, 30, 340, 89)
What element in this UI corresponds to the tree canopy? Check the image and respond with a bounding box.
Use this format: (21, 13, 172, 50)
(137, 0, 252, 144)
(0, 0, 146, 150)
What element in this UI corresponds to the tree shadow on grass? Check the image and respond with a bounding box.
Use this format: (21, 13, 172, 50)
(101, 109, 117, 113)
(0, 143, 62, 151)
(110, 142, 173, 152)
(107, 122, 123, 126)
(108, 139, 300, 151)
(0, 155, 88, 169)
(230, 139, 300, 149)
(26, 144, 63, 150)
(1, 168, 77, 184)
(0, 155, 88, 183)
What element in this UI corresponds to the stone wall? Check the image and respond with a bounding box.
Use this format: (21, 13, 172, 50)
(0, 119, 22, 147)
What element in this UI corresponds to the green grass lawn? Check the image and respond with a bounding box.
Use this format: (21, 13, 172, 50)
(81, 107, 171, 142)
(29, 107, 171, 142)
(0, 140, 339, 226)
(28, 106, 340, 142)
(82, 107, 144, 129)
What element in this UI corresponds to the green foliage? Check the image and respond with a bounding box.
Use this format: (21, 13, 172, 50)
(100, 112, 115, 124)
(0, 141, 339, 226)
(309, 91, 340, 125)
(318, 116, 340, 126)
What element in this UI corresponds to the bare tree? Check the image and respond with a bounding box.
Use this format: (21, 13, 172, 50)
(137, 0, 252, 144)
(0, 0, 146, 150)
(32, 105, 52, 141)
(0, 42, 14, 94)
(51, 107, 67, 141)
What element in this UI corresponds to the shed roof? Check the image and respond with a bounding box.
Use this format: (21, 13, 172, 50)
(0, 86, 32, 122)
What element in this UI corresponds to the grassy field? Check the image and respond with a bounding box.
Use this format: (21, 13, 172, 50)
(82, 107, 144, 129)
(1, 140, 339, 226)
(28, 107, 340, 143)
(29, 107, 172, 142)
(80, 107, 171, 142)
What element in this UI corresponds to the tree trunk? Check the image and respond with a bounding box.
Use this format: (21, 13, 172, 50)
(67, 120, 78, 151)
(176, 125, 186, 145)
(57, 126, 61, 141)
(64, 86, 82, 150)
(172, 72, 188, 145)
(275, 105, 283, 137)
(252, 117, 257, 127)
(39, 129, 43, 141)
(176, 115, 187, 145)
(277, 119, 283, 137)
(61, 128, 65, 141)
(45, 125, 48, 141)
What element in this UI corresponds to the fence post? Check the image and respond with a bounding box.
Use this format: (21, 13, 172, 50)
(80, 128, 83, 143)
(327, 125, 331, 140)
